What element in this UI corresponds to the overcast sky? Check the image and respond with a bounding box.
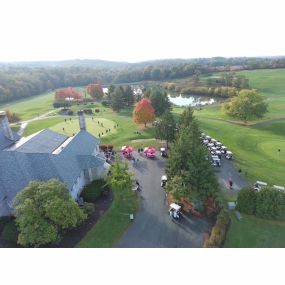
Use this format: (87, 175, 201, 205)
(0, 0, 284, 62)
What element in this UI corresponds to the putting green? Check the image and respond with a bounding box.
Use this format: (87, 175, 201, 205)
(50, 117, 117, 138)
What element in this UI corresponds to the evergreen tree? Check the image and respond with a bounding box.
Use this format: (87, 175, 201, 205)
(155, 110, 176, 148)
(110, 87, 125, 112)
(150, 90, 171, 117)
(166, 109, 219, 205)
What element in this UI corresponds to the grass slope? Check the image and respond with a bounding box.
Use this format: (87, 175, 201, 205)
(0, 92, 55, 121)
(224, 213, 285, 248)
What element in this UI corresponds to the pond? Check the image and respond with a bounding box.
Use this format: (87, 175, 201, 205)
(168, 94, 216, 107)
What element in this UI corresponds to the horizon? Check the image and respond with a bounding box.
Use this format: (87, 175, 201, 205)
(0, 0, 284, 62)
(1, 54, 285, 65)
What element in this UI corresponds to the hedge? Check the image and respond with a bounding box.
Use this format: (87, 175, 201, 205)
(236, 187, 256, 215)
(203, 209, 230, 248)
(236, 187, 285, 221)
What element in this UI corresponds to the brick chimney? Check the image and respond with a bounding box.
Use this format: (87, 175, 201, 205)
(0, 111, 14, 140)
(77, 110, 86, 131)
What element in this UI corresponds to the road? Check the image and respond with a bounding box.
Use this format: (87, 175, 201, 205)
(116, 152, 213, 248)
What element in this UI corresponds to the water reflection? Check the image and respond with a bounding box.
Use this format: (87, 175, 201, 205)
(168, 94, 215, 107)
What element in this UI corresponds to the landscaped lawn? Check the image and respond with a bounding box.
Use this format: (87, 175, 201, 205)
(77, 186, 138, 248)
(224, 213, 285, 248)
(198, 118, 285, 186)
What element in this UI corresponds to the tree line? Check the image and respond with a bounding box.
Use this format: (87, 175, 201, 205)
(1, 56, 285, 104)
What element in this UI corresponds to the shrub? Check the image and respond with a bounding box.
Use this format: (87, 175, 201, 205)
(95, 109, 100, 113)
(82, 203, 95, 216)
(81, 180, 108, 202)
(5, 110, 20, 123)
(256, 188, 285, 220)
(1, 220, 19, 243)
(0, 216, 11, 234)
(101, 100, 110, 107)
(236, 187, 257, 215)
(203, 210, 230, 248)
(83, 109, 93, 115)
(53, 101, 70, 108)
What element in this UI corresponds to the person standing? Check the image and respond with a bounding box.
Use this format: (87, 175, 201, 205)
(229, 178, 233, 190)
(238, 168, 242, 176)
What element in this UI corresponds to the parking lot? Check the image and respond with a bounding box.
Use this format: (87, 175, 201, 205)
(116, 152, 213, 248)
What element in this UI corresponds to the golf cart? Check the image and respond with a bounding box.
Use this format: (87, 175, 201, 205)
(207, 142, 214, 148)
(169, 203, 182, 219)
(211, 155, 221, 167)
(215, 150, 222, 159)
(203, 139, 209, 145)
(210, 146, 217, 155)
(161, 175, 168, 187)
(160, 147, 167, 158)
(273, 185, 285, 191)
(215, 142, 222, 149)
(225, 151, 233, 160)
(254, 181, 268, 192)
(211, 139, 217, 145)
(221, 145, 227, 154)
(205, 135, 211, 141)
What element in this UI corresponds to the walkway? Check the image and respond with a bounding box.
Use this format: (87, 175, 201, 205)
(116, 152, 212, 248)
(216, 157, 248, 195)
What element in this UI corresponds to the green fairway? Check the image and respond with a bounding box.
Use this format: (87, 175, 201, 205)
(191, 68, 285, 123)
(198, 118, 285, 186)
(224, 213, 285, 248)
(0, 91, 55, 121)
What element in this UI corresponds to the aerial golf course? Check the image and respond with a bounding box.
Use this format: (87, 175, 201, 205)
(1, 68, 285, 247)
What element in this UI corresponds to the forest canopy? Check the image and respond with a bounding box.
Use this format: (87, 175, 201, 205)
(1, 57, 285, 103)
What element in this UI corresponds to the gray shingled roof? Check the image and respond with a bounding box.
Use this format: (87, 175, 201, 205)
(16, 129, 68, 153)
(0, 130, 104, 216)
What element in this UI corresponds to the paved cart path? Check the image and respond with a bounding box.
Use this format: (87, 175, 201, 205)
(115, 152, 213, 248)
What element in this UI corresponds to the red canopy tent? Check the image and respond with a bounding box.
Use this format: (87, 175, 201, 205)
(122, 145, 133, 158)
(144, 146, 156, 158)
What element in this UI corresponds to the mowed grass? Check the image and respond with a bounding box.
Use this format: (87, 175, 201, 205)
(22, 106, 158, 150)
(0, 91, 55, 121)
(198, 118, 285, 186)
(23, 117, 64, 136)
(224, 213, 285, 248)
(77, 187, 138, 248)
(191, 68, 285, 123)
(50, 117, 117, 138)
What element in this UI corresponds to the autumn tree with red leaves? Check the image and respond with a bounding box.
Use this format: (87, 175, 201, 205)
(86, 83, 104, 101)
(132, 98, 155, 127)
(55, 87, 82, 101)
